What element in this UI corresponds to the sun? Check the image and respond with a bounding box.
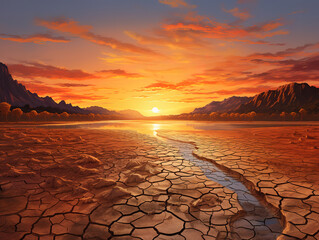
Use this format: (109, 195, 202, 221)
(152, 107, 160, 113)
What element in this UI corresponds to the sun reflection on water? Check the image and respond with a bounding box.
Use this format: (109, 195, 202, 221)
(152, 123, 160, 136)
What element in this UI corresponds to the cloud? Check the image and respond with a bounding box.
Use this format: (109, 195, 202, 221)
(97, 69, 143, 78)
(159, 0, 196, 9)
(37, 18, 160, 55)
(58, 92, 107, 101)
(143, 81, 177, 91)
(201, 54, 319, 87)
(247, 54, 319, 83)
(181, 86, 269, 96)
(164, 19, 288, 40)
(162, 12, 288, 45)
(212, 86, 272, 95)
(55, 83, 94, 87)
(141, 77, 218, 92)
(0, 33, 70, 44)
(151, 45, 319, 97)
(19, 81, 69, 95)
(8, 62, 141, 81)
(125, 28, 208, 50)
(224, 7, 252, 21)
(8, 62, 97, 80)
(21, 81, 106, 102)
(166, 97, 208, 103)
(190, 53, 319, 89)
(248, 42, 319, 60)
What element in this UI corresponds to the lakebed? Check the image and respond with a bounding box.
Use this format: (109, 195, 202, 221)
(0, 121, 318, 239)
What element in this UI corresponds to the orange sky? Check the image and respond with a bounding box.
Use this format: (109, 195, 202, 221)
(1, 0, 319, 116)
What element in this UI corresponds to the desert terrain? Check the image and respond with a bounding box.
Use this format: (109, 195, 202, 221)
(0, 124, 318, 239)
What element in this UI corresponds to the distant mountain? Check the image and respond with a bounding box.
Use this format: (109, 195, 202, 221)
(0, 62, 144, 117)
(192, 96, 253, 114)
(83, 106, 116, 115)
(0, 62, 91, 114)
(118, 109, 144, 119)
(236, 83, 319, 113)
(84, 107, 145, 119)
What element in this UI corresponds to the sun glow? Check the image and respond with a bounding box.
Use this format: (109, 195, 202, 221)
(152, 107, 160, 113)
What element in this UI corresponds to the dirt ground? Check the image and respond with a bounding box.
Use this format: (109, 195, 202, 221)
(0, 127, 243, 240)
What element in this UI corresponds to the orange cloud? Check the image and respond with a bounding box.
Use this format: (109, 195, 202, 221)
(166, 97, 208, 103)
(8, 62, 141, 81)
(125, 28, 207, 49)
(58, 92, 107, 101)
(213, 86, 272, 95)
(37, 18, 160, 55)
(8, 62, 97, 80)
(20, 81, 106, 102)
(246, 55, 319, 83)
(162, 12, 288, 45)
(55, 83, 94, 87)
(141, 77, 218, 92)
(0, 33, 70, 44)
(20, 81, 69, 95)
(159, 0, 196, 9)
(192, 53, 319, 90)
(224, 7, 252, 21)
(164, 20, 288, 40)
(248, 42, 319, 60)
(97, 69, 143, 78)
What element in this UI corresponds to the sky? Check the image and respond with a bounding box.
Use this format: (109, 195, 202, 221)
(1, 0, 319, 116)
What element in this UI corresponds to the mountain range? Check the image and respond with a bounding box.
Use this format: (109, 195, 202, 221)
(0, 62, 89, 114)
(0, 62, 144, 118)
(1, 62, 319, 116)
(192, 96, 253, 114)
(192, 83, 319, 114)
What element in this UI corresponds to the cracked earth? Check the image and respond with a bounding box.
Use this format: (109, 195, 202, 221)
(157, 126, 319, 240)
(0, 125, 318, 239)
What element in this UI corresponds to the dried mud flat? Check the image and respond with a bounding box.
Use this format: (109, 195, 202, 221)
(158, 126, 319, 240)
(0, 125, 318, 240)
(0, 127, 243, 240)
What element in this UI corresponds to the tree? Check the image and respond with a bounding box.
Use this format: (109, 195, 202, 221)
(60, 112, 69, 120)
(248, 111, 256, 120)
(220, 113, 229, 120)
(38, 111, 51, 121)
(280, 112, 287, 121)
(290, 112, 297, 120)
(0, 102, 11, 121)
(209, 112, 219, 121)
(26, 110, 38, 121)
(11, 108, 23, 121)
(299, 108, 307, 121)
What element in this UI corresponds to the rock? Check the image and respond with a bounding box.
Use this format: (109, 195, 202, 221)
(125, 173, 144, 184)
(76, 154, 101, 166)
(93, 178, 116, 189)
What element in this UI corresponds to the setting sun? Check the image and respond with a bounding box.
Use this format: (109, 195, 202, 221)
(152, 107, 159, 113)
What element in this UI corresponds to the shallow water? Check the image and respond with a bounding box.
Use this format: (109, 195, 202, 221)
(40, 119, 319, 136)
(156, 134, 283, 239)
